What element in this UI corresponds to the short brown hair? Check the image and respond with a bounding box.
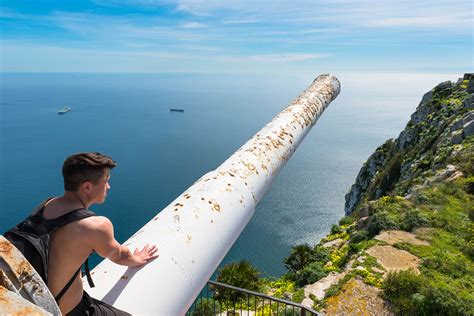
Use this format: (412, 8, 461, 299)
(62, 152, 116, 191)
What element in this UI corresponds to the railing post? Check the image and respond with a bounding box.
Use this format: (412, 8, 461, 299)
(84, 74, 340, 314)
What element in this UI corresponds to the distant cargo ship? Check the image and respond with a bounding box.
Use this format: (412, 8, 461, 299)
(170, 108, 184, 112)
(58, 106, 71, 114)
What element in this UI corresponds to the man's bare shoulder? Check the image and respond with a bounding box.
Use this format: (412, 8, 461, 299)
(79, 216, 120, 258)
(79, 215, 113, 232)
(75, 216, 117, 252)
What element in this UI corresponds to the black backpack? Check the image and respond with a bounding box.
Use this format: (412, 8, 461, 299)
(4, 198, 96, 303)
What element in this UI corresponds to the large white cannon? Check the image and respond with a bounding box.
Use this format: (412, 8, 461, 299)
(85, 74, 340, 314)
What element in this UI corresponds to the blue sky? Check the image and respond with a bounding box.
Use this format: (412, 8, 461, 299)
(0, 0, 472, 74)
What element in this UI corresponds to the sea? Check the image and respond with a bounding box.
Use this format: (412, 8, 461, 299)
(0, 72, 460, 277)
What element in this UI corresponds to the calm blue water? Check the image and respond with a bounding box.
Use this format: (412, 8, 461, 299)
(0, 72, 454, 277)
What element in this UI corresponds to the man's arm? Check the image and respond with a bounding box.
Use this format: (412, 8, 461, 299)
(88, 216, 158, 267)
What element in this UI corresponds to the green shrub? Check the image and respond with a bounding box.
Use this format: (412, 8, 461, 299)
(463, 238, 474, 260)
(339, 216, 355, 226)
(367, 211, 399, 237)
(400, 208, 430, 231)
(292, 289, 305, 303)
(382, 270, 423, 314)
(312, 246, 330, 262)
(295, 261, 327, 287)
(462, 177, 474, 195)
(349, 239, 379, 254)
(383, 270, 474, 315)
(423, 286, 474, 315)
(350, 230, 369, 244)
(368, 152, 403, 199)
(284, 244, 330, 273)
(284, 244, 315, 273)
(215, 260, 261, 301)
(422, 250, 469, 279)
(383, 270, 422, 298)
(330, 224, 343, 234)
(449, 137, 474, 176)
(413, 191, 430, 204)
(423, 183, 473, 233)
(266, 278, 295, 299)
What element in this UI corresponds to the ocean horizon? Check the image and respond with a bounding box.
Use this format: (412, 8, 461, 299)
(0, 71, 462, 277)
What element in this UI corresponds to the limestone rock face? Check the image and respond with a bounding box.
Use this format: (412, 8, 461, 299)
(451, 130, 463, 144)
(466, 73, 474, 93)
(344, 140, 393, 214)
(322, 238, 344, 248)
(344, 74, 474, 214)
(463, 95, 474, 108)
(303, 272, 346, 302)
(464, 120, 474, 138)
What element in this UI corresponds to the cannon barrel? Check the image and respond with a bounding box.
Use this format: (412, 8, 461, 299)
(85, 74, 340, 314)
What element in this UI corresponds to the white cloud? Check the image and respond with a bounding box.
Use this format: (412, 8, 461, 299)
(366, 13, 472, 28)
(47, 12, 210, 43)
(251, 53, 331, 62)
(221, 18, 261, 25)
(85, 0, 474, 32)
(181, 45, 221, 51)
(93, 0, 176, 8)
(221, 53, 331, 63)
(300, 28, 339, 34)
(180, 22, 208, 29)
(172, 0, 473, 31)
(175, 3, 213, 16)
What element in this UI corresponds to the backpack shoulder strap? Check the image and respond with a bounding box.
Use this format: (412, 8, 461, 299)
(43, 208, 96, 232)
(27, 199, 94, 234)
(55, 265, 81, 303)
(52, 208, 96, 228)
(34, 197, 55, 215)
(55, 257, 95, 303)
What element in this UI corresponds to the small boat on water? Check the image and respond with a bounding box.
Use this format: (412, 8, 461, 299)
(58, 106, 71, 114)
(170, 108, 184, 113)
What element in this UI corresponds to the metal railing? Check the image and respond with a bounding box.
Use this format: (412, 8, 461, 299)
(186, 280, 319, 316)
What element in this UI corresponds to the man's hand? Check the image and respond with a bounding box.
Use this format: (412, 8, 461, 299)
(88, 217, 159, 267)
(133, 244, 159, 266)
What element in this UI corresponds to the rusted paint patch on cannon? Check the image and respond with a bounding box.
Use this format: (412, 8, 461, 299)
(0, 239, 13, 254)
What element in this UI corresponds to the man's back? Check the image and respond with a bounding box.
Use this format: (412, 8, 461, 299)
(43, 197, 99, 314)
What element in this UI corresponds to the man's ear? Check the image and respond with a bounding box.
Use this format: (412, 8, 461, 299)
(81, 181, 92, 193)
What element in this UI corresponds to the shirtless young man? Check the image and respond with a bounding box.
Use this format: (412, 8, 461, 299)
(41, 152, 158, 315)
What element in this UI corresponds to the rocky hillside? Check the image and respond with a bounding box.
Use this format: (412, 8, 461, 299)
(279, 74, 474, 315)
(345, 74, 474, 215)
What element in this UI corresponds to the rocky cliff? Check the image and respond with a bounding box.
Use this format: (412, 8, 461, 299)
(345, 73, 474, 215)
